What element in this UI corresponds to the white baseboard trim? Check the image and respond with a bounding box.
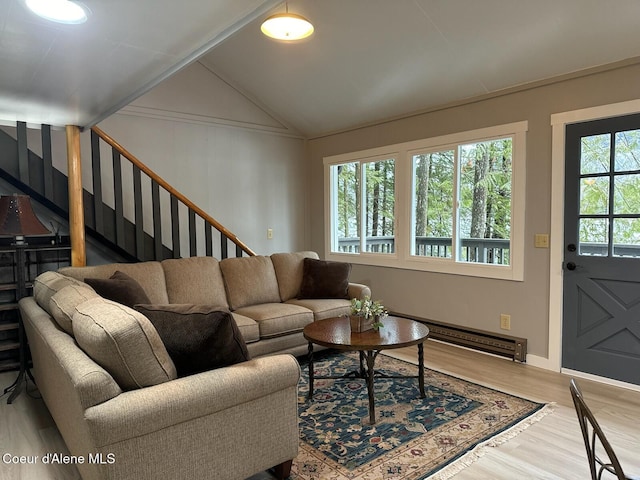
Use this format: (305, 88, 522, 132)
(561, 368, 640, 392)
(525, 354, 557, 371)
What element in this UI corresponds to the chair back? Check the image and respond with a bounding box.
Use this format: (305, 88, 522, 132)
(570, 378, 628, 480)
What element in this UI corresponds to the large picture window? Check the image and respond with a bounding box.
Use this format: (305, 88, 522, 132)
(325, 122, 527, 280)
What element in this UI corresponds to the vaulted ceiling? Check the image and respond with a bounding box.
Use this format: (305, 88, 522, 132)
(2, 0, 640, 138)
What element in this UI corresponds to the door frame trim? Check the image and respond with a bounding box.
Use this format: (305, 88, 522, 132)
(546, 99, 640, 372)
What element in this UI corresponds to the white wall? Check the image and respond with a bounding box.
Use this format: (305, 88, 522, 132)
(98, 62, 309, 256)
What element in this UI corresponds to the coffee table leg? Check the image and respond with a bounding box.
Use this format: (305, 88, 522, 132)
(365, 350, 376, 424)
(418, 342, 426, 398)
(307, 342, 314, 400)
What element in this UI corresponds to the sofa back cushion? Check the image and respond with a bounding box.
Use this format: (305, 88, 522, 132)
(161, 257, 229, 308)
(33, 271, 86, 313)
(219, 256, 281, 310)
(49, 283, 100, 335)
(72, 298, 177, 390)
(271, 251, 319, 302)
(59, 261, 169, 304)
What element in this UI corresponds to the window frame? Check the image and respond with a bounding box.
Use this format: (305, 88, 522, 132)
(324, 121, 527, 281)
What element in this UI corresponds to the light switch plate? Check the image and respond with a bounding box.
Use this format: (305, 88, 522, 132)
(534, 233, 549, 248)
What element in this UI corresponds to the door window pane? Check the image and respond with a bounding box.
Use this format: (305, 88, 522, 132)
(614, 174, 640, 214)
(614, 129, 640, 172)
(580, 176, 609, 215)
(412, 151, 454, 257)
(613, 218, 640, 256)
(364, 159, 395, 253)
(581, 134, 610, 174)
(579, 218, 608, 256)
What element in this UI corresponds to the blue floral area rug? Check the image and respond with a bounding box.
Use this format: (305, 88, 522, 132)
(292, 351, 552, 480)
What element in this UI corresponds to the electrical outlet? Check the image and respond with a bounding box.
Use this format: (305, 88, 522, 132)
(267, 228, 273, 239)
(500, 314, 511, 330)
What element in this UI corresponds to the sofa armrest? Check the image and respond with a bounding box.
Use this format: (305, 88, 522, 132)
(348, 282, 371, 299)
(84, 354, 301, 447)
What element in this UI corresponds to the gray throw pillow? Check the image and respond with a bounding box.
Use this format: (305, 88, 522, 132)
(133, 304, 250, 377)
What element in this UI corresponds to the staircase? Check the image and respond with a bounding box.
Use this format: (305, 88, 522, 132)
(0, 122, 255, 262)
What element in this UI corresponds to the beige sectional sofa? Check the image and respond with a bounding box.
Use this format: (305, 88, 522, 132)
(18, 251, 370, 480)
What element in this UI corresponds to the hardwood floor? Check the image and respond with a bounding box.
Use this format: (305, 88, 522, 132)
(1, 340, 639, 480)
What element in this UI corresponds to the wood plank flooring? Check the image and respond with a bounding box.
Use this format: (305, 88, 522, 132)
(1, 340, 638, 480)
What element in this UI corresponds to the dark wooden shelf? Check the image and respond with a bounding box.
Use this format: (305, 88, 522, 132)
(0, 340, 20, 352)
(0, 240, 72, 373)
(0, 322, 18, 332)
(0, 358, 20, 372)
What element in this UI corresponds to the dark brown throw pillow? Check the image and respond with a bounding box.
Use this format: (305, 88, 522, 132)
(298, 257, 351, 299)
(133, 304, 250, 377)
(85, 270, 151, 308)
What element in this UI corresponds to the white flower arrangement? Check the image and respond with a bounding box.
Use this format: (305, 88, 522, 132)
(350, 296, 388, 330)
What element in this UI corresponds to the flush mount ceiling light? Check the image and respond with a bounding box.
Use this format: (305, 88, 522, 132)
(261, 2, 314, 41)
(24, 0, 89, 24)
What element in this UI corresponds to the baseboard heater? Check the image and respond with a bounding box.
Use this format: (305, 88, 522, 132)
(392, 312, 527, 362)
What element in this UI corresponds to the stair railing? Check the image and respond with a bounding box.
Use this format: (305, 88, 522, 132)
(90, 126, 256, 260)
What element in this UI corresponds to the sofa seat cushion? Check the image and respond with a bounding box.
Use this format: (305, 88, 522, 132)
(49, 283, 100, 335)
(133, 304, 250, 377)
(73, 298, 177, 390)
(231, 313, 260, 344)
(233, 303, 313, 339)
(271, 251, 319, 302)
(246, 331, 308, 359)
(161, 257, 229, 308)
(33, 271, 86, 312)
(286, 298, 352, 321)
(219, 256, 281, 310)
(59, 261, 169, 304)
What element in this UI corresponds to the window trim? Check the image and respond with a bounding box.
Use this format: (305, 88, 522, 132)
(324, 121, 527, 281)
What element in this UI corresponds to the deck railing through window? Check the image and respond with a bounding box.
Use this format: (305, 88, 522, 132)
(337, 237, 511, 264)
(337, 238, 640, 263)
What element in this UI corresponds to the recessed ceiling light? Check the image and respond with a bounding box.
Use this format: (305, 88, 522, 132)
(24, 0, 89, 24)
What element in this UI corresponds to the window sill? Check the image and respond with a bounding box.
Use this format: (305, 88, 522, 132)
(326, 251, 524, 281)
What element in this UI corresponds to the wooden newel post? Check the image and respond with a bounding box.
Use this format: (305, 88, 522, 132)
(65, 125, 86, 267)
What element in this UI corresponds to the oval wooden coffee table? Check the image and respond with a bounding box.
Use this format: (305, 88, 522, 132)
(303, 315, 430, 424)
